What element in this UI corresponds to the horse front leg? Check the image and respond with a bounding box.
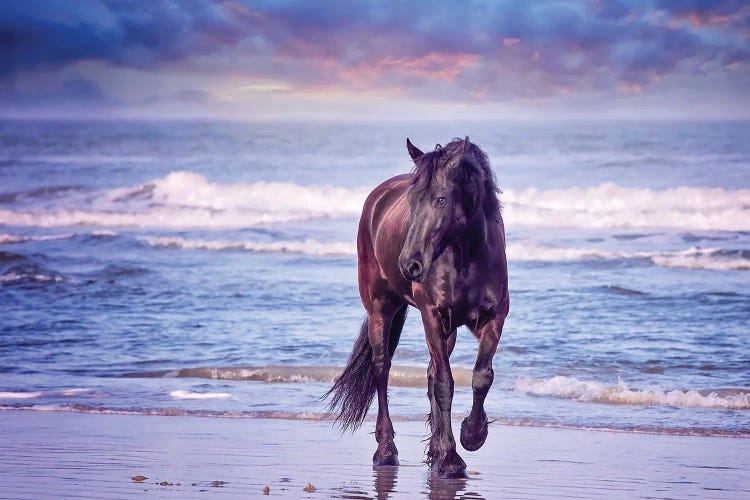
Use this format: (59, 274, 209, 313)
(460, 316, 504, 452)
(369, 304, 399, 466)
(426, 329, 456, 438)
(423, 313, 466, 478)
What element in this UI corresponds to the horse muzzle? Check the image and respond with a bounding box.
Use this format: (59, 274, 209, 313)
(399, 253, 426, 282)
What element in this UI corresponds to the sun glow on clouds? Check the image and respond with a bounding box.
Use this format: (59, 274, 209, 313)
(212, 78, 293, 101)
(338, 52, 480, 88)
(0, 0, 748, 119)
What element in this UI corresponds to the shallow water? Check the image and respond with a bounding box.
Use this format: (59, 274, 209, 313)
(0, 120, 748, 437)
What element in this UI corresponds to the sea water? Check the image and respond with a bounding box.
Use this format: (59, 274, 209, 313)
(0, 120, 748, 437)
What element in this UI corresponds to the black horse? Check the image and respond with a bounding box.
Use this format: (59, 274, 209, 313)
(325, 137, 509, 478)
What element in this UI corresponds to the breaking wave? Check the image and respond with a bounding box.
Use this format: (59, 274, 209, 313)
(0, 232, 74, 244)
(169, 390, 234, 400)
(143, 236, 356, 256)
(516, 375, 750, 410)
(123, 364, 474, 388)
(504, 183, 750, 231)
(141, 236, 750, 270)
(1, 171, 748, 230)
(508, 243, 750, 271)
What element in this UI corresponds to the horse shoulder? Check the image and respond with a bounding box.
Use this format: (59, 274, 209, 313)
(358, 174, 413, 303)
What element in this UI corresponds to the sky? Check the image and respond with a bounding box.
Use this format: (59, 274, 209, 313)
(1, 0, 749, 121)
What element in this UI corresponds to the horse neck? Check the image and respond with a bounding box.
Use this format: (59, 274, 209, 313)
(452, 211, 490, 271)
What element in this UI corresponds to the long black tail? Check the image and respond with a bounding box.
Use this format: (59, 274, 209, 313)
(324, 305, 408, 431)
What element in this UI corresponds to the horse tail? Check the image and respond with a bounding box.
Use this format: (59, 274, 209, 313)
(388, 304, 408, 358)
(323, 304, 408, 431)
(323, 317, 376, 431)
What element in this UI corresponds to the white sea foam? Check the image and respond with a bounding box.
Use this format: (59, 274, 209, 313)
(0, 272, 65, 284)
(0, 233, 74, 244)
(143, 236, 356, 256)
(1, 172, 749, 230)
(59, 388, 93, 397)
(0, 391, 42, 399)
(504, 183, 750, 231)
(131, 365, 475, 388)
(649, 251, 750, 271)
(140, 236, 750, 271)
(169, 390, 234, 400)
(516, 375, 750, 410)
(509, 243, 750, 270)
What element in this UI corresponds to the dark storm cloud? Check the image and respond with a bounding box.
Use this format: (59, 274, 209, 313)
(0, 0, 251, 74)
(0, 0, 748, 104)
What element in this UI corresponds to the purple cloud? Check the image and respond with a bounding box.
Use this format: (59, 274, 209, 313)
(0, 0, 748, 115)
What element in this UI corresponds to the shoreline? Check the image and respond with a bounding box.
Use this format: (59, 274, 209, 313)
(0, 410, 747, 498)
(1, 404, 748, 439)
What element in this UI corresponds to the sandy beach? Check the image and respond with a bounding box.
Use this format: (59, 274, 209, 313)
(0, 410, 746, 499)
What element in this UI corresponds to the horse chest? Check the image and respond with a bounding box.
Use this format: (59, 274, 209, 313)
(428, 268, 497, 333)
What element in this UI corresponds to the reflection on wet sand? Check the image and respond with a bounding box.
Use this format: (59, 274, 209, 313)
(424, 471, 484, 500)
(370, 465, 485, 500)
(373, 466, 397, 499)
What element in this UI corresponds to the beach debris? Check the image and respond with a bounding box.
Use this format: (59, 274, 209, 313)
(210, 480, 227, 487)
(263, 485, 270, 495)
(303, 482, 316, 492)
(131, 475, 148, 482)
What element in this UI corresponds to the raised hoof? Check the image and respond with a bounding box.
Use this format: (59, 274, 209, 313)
(460, 416, 488, 452)
(373, 441, 399, 466)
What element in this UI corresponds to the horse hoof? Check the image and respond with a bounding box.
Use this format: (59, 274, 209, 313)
(373, 454, 399, 466)
(431, 450, 467, 478)
(460, 416, 488, 452)
(373, 442, 399, 466)
(439, 468, 469, 479)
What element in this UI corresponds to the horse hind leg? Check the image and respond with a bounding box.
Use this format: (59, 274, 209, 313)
(460, 317, 503, 452)
(371, 301, 407, 466)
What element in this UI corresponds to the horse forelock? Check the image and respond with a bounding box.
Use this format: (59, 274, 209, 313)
(410, 138, 501, 220)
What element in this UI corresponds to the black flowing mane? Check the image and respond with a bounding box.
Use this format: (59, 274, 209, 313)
(410, 138, 502, 222)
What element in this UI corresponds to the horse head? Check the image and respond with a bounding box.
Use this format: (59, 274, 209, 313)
(399, 137, 488, 283)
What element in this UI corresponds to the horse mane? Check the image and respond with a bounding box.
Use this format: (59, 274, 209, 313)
(411, 138, 502, 222)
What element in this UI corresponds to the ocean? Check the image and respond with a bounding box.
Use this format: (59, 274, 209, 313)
(0, 119, 748, 438)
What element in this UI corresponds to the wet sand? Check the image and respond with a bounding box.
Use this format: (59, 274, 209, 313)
(0, 410, 747, 499)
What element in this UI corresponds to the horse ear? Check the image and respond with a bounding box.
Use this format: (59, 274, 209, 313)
(406, 138, 424, 161)
(445, 137, 469, 173)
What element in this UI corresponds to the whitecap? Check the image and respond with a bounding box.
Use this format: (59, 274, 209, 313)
(515, 375, 750, 410)
(169, 390, 234, 400)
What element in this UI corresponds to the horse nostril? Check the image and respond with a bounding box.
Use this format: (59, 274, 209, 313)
(407, 260, 422, 277)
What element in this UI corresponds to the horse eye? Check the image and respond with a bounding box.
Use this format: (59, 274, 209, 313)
(436, 197, 447, 207)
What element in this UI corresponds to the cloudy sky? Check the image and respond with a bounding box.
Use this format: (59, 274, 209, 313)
(1, 0, 749, 120)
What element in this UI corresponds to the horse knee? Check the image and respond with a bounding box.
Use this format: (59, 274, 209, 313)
(472, 366, 494, 394)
